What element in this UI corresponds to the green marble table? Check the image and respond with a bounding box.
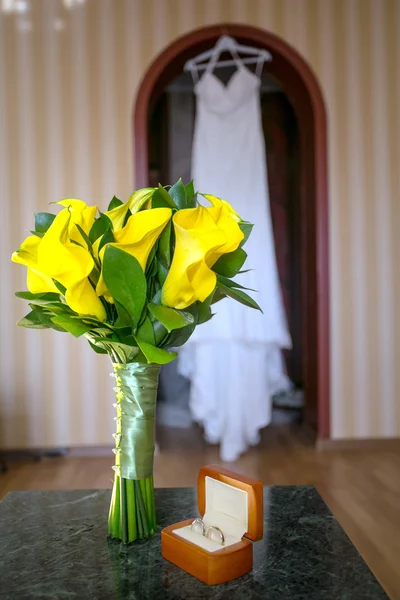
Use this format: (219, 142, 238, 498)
(0, 487, 387, 599)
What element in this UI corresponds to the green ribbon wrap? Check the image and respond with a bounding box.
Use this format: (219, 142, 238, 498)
(112, 362, 160, 480)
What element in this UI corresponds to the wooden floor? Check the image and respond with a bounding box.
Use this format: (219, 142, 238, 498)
(1, 424, 399, 599)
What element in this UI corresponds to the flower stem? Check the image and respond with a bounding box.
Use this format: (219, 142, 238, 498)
(120, 477, 128, 543)
(108, 474, 156, 543)
(125, 479, 137, 542)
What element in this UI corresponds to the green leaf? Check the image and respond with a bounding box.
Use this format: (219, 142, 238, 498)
(122, 208, 132, 228)
(30, 307, 67, 332)
(152, 185, 177, 209)
(34, 212, 56, 234)
(88, 336, 140, 362)
(156, 262, 168, 286)
(132, 352, 148, 364)
(17, 310, 49, 329)
(197, 292, 214, 325)
(147, 260, 158, 282)
(136, 315, 155, 345)
(15, 291, 60, 302)
(102, 246, 147, 329)
(153, 320, 168, 345)
(213, 248, 247, 278)
(151, 190, 169, 209)
(211, 286, 227, 305)
(89, 266, 100, 286)
(163, 322, 196, 349)
(239, 222, 253, 247)
(70, 239, 85, 248)
(30, 230, 44, 238)
(145, 244, 158, 277)
(113, 299, 134, 328)
(151, 289, 162, 305)
(163, 303, 198, 348)
(89, 213, 112, 243)
(87, 340, 108, 354)
(95, 340, 127, 363)
(50, 280, 66, 295)
(75, 224, 104, 272)
(217, 283, 262, 312)
(199, 310, 213, 324)
(134, 338, 177, 364)
(157, 220, 171, 268)
(185, 181, 196, 207)
(90, 326, 115, 336)
(98, 228, 115, 253)
(117, 333, 138, 345)
(29, 301, 75, 315)
(148, 303, 194, 332)
(75, 223, 94, 250)
(51, 315, 94, 337)
(185, 180, 194, 199)
(108, 195, 123, 211)
(106, 341, 140, 363)
(169, 179, 187, 209)
(216, 274, 256, 292)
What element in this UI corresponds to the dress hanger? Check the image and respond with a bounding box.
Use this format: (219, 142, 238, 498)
(184, 35, 272, 82)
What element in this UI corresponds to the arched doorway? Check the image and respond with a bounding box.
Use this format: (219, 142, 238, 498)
(133, 24, 330, 441)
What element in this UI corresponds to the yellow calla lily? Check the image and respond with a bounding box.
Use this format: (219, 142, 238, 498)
(12, 208, 106, 321)
(202, 193, 241, 222)
(27, 267, 60, 294)
(12, 235, 60, 294)
(65, 279, 106, 321)
(162, 200, 244, 309)
(96, 207, 172, 299)
(57, 198, 98, 245)
(105, 188, 155, 231)
(39, 210, 106, 320)
(38, 210, 92, 282)
(201, 194, 243, 258)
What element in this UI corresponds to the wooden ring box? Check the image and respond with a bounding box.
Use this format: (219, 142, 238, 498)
(161, 464, 263, 585)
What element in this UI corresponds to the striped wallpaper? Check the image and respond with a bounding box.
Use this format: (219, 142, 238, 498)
(0, 0, 399, 448)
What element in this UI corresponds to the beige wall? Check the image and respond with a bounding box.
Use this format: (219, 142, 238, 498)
(0, 0, 399, 447)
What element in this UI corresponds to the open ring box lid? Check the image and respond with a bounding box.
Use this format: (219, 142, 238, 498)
(161, 464, 263, 585)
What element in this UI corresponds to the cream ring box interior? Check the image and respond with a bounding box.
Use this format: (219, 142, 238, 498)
(161, 464, 263, 585)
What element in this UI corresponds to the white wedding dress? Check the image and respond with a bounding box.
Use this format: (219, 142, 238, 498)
(178, 63, 292, 462)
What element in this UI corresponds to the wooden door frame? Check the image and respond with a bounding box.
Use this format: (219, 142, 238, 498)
(133, 24, 330, 440)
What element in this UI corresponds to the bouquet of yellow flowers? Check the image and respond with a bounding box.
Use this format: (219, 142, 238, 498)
(12, 180, 260, 543)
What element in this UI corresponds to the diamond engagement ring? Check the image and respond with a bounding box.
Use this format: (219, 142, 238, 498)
(206, 525, 225, 546)
(191, 517, 205, 535)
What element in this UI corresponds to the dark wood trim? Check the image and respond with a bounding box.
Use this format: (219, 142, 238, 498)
(133, 24, 330, 440)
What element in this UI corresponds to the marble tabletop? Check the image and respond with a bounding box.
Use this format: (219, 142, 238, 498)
(0, 486, 387, 599)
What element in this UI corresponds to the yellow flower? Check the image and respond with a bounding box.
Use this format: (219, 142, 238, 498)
(202, 193, 241, 223)
(12, 235, 60, 294)
(12, 208, 106, 321)
(105, 188, 155, 231)
(201, 195, 243, 258)
(162, 200, 244, 309)
(96, 207, 172, 299)
(57, 199, 98, 245)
